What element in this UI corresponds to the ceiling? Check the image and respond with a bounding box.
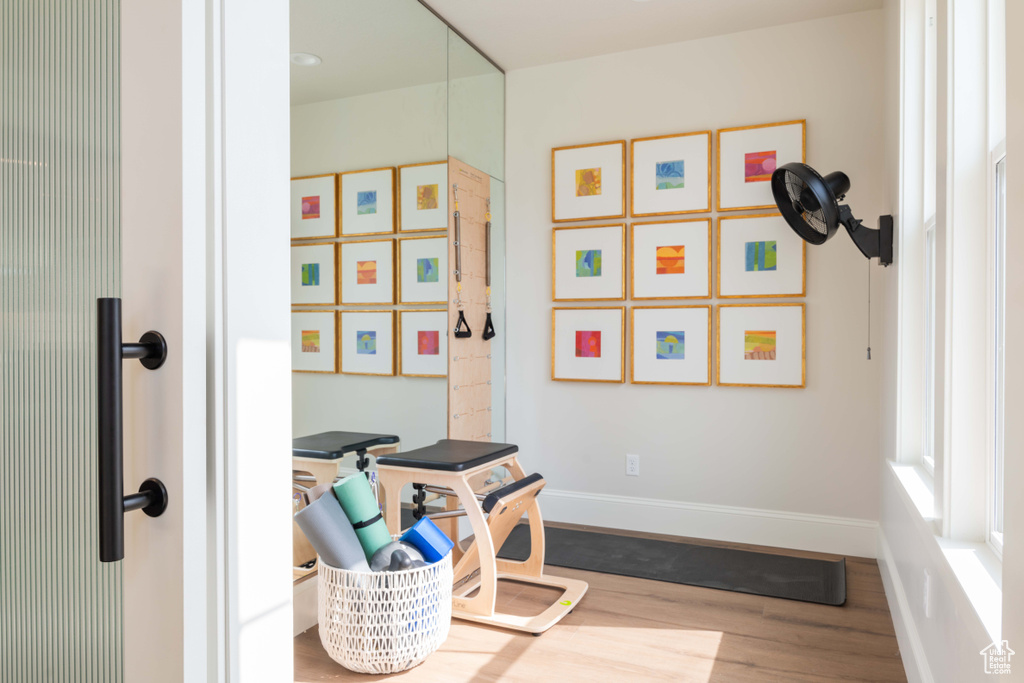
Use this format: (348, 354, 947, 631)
(424, 0, 883, 71)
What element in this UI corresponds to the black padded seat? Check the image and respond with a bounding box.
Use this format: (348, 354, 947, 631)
(482, 473, 544, 513)
(292, 431, 400, 461)
(375, 439, 518, 472)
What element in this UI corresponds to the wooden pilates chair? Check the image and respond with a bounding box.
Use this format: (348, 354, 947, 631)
(376, 440, 588, 635)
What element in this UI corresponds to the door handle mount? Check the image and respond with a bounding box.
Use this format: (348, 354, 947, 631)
(97, 297, 169, 563)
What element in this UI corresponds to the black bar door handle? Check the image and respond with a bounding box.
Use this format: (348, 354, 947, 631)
(97, 297, 169, 563)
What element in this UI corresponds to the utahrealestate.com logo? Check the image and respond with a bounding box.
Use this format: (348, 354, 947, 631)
(980, 640, 1015, 675)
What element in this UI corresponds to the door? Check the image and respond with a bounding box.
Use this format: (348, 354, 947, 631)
(2, 1, 293, 681)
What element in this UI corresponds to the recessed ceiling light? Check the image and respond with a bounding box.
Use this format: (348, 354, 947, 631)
(290, 52, 322, 67)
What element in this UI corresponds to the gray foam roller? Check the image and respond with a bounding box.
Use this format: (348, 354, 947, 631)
(294, 492, 371, 572)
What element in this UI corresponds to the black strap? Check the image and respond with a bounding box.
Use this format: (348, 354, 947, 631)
(352, 512, 383, 530)
(454, 309, 472, 338)
(482, 312, 495, 340)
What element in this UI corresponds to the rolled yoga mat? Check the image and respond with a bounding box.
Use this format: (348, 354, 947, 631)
(333, 474, 392, 561)
(293, 491, 371, 572)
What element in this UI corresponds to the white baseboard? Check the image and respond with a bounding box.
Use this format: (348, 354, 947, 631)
(877, 529, 933, 683)
(538, 488, 879, 558)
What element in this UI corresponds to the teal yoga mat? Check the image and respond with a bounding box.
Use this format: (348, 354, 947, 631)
(333, 474, 392, 560)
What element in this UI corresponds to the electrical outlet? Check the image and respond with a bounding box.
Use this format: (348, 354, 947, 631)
(626, 454, 640, 477)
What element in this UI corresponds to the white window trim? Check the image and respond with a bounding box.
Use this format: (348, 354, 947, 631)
(986, 140, 1006, 558)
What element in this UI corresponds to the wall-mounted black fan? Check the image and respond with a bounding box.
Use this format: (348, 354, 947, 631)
(771, 163, 893, 266)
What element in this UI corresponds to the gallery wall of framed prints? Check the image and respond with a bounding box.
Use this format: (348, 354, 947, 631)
(289, 161, 451, 377)
(550, 120, 808, 388)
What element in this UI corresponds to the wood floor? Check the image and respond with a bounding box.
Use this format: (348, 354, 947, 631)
(294, 524, 906, 682)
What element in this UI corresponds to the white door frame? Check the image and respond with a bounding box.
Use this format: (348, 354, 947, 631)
(121, 1, 293, 680)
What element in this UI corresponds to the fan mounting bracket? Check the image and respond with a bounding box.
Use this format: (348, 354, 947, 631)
(838, 205, 893, 267)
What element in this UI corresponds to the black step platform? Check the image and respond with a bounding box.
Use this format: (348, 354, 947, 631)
(292, 431, 399, 461)
(375, 439, 518, 472)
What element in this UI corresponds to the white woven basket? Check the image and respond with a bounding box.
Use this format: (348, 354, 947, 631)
(317, 552, 453, 674)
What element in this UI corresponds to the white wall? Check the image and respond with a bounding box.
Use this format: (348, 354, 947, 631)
(504, 10, 886, 556)
(291, 83, 449, 452)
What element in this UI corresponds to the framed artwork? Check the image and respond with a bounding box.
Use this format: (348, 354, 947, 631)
(339, 167, 396, 236)
(339, 310, 395, 376)
(630, 306, 711, 386)
(291, 174, 337, 240)
(552, 224, 625, 302)
(339, 239, 395, 305)
(551, 307, 625, 383)
(291, 310, 337, 373)
(290, 242, 337, 306)
(631, 219, 711, 300)
(630, 131, 711, 217)
(398, 236, 448, 304)
(398, 161, 448, 232)
(717, 213, 805, 298)
(716, 303, 805, 388)
(398, 309, 448, 377)
(552, 140, 626, 223)
(717, 120, 805, 211)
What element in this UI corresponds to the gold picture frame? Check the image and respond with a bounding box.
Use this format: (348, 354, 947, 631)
(716, 120, 806, 212)
(397, 235, 448, 305)
(291, 309, 339, 374)
(339, 309, 396, 376)
(551, 306, 626, 383)
(397, 161, 448, 233)
(715, 303, 805, 388)
(552, 140, 626, 223)
(338, 166, 397, 237)
(291, 173, 338, 241)
(629, 130, 712, 218)
(716, 213, 806, 299)
(397, 309, 448, 378)
(552, 223, 626, 302)
(339, 238, 396, 306)
(290, 241, 338, 307)
(630, 305, 712, 386)
(630, 218, 711, 300)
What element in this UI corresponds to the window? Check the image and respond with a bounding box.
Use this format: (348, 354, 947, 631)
(921, 0, 937, 476)
(989, 148, 1006, 553)
(922, 219, 936, 475)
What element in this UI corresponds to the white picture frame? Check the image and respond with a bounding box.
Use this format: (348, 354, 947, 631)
(630, 306, 711, 386)
(630, 131, 712, 217)
(398, 161, 448, 233)
(631, 219, 711, 300)
(339, 310, 395, 376)
(398, 236, 448, 304)
(398, 309, 448, 377)
(717, 214, 806, 298)
(717, 120, 805, 211)
(290, 242, 337, 306)
(551, 307, 625, 383)
(552, 140, 626, 223)
(339, 239, 395, 305)
(291, 310, 337, 373)
(552, 224, 625, 302)
(716, 303, 805, 388)
(339, 167, 396, 236)
(291, 174, 337, 239)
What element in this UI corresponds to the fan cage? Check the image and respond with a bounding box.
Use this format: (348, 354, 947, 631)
(781, 169, 830, 237)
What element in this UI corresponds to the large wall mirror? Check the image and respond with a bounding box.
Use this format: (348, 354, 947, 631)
(288, 0, 506, 588)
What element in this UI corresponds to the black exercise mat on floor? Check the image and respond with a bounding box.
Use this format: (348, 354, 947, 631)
(496, 525, 846, 606)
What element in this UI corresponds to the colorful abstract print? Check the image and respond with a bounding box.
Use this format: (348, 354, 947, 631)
(655, 160, 684, 190)
(744, 150, 777, 182)
(417, 184, 439, 210)
(417, 257, 439, 283)
(575, 249, 602, 278)
(357, 190, 377, 215)
(656, 331, 685, 360)
(575, 330, 602, 358)
(417, 330, 440, 356)
(745, 240, 777, 271)
(575, 168, 602, 197)
(656, 245, 685, 275)
(301, 330, 320, 353)
(301, 195, 320, 220)
(356, 260, 377, 285)
(744, 330, 776, 360)
(357, 331, 377, 355)
(301, 263, 320, 287)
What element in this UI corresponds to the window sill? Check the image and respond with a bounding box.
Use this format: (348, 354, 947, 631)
(887, 460, 1003, 642)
